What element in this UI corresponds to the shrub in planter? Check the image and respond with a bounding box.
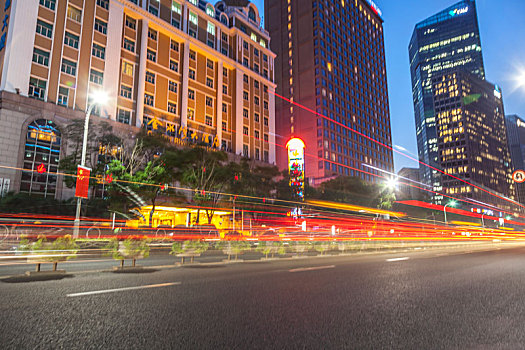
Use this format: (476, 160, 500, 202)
(217, 240, 251, 260)
(106, 237, 150, 268)
(291, 241, 310, 256)
(170, 240, 209, 264)
(257, 241, 286, 259)
(313, 241, 331, 256)
(18, 235, 78, 272)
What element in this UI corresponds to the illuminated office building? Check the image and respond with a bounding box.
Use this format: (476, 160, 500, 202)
(0, 0, 275, 198)
(265, 0, 394, 183)
(433, 70, 515, 208)
(409, 0, 484, 197)
(505, 114, 525, 204)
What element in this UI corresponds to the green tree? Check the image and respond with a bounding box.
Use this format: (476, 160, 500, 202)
(59, 119, 122, 189)
(105, 132, 175, 226)
(177, 147, 230, 225)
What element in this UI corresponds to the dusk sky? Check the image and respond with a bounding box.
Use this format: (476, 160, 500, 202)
(253, 0, 525, 171)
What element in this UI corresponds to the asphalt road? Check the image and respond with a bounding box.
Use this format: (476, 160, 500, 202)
(3, 246, 525, 349)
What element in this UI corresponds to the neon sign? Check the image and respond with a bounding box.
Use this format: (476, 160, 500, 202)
(449, 6, 469, 17)
(286, 138, 305, 200)
(365, 0, 382, 18)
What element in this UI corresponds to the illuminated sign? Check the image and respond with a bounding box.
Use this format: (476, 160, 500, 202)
(144, 116, 220, 149)
(365, 0, 382, 18)
(449, 6, 469, 17)
(512, 170, 525, 183)
(75, 165, 91, 199)
(494, 85, 502, 99)
(286, 138, 306, 200)
(36, 164, 46, 174)
(0, 0, 11, 52)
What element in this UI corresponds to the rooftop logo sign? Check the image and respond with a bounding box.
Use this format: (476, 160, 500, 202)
(449, 6, 469, 17)
(365, 0, 382, 19)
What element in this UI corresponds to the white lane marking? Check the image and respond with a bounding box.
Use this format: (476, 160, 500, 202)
(67, 282, 180, 297)
(289, 265, 335, 273)
(386, 257, 410, 262)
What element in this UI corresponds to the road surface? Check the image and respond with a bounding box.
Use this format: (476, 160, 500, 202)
(2, 246, 525, 349)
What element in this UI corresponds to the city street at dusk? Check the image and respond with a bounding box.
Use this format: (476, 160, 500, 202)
(1, 0, 525, 348)
(4, 246, 525, 349)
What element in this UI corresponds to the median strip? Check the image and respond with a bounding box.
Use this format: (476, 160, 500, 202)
(289, 265, 335, 273)
(67, 282, 180, 297)
(386, 257, 410, 262)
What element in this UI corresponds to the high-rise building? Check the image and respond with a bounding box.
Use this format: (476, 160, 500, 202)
(433, 70, 514, 207)
(409, 0, 484, 192)
(397, 167, 422, 200)
(0, 0, 276, 198)
(265, 0, 394, 183)
(505, 114, 525, 203)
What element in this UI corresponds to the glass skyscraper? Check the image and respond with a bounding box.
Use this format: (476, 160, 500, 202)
(409, 0, 484, 195)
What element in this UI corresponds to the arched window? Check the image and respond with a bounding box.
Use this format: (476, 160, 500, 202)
(20, 119, 62, 197)
(248, 7, 256, 22)
(221, 14, 228, 26)
(206, 5, 214, 17)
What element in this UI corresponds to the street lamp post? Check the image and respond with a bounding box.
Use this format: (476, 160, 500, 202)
(72, 91, 108, 238)
(443, 201, 457, 225)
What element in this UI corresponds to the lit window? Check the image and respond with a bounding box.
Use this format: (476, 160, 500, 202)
(122, 61, 133, 76)
(189, 11, 198, 25)
(207, 22, 215, 35)
(251, 33, 257, 42)
(206, 5, 214, 17)
(67, 5, 82, 22)
(172, 1, 181, 14)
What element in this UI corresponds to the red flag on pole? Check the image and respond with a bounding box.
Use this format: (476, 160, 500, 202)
(75, 165, 91, 199)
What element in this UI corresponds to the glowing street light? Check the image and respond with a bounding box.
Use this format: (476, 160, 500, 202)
(443, 200, 457, 225)
(73, 90, 109, 238)
(386, 177, 398, 190)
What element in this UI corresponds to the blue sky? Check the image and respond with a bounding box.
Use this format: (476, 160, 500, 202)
(252, 0, 525, 171)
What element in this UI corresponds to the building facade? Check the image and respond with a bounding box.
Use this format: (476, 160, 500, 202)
(265, 0, 393, 183)
(433, 70, 515, 208)
(505, 114, 525, 204)
(0, 0, 276, 198)
(409, 0, 484, 194)
(397, 167, 422, 200)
